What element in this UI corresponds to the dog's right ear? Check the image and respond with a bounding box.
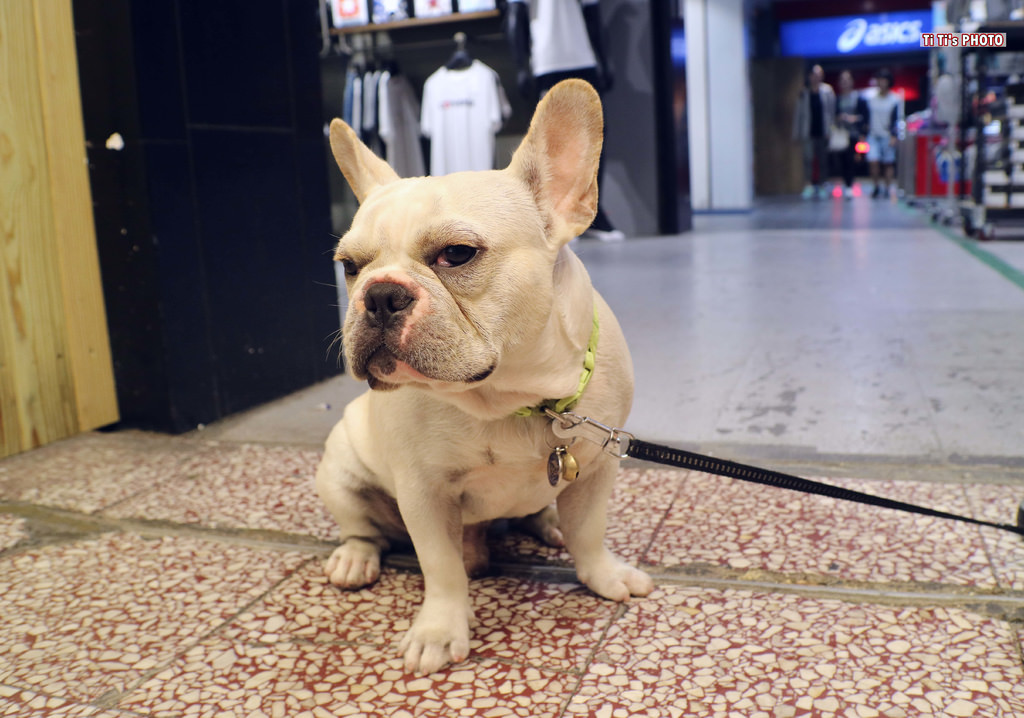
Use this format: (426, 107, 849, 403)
(329, 119, 400, 203)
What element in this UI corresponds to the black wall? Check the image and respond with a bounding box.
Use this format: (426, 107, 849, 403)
(74, 0, 341, 433)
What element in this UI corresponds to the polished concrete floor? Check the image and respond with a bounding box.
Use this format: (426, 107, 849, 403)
(204, 196, 1024, 480)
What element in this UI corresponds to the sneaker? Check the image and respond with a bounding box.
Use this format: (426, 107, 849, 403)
(581, 227, 626, 242)
(801, 185, 815, 199)
(844, 186, 853, 200)
(871, 184, 882, 199)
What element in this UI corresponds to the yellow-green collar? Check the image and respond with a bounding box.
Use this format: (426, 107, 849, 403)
(514, 306, 599, 417)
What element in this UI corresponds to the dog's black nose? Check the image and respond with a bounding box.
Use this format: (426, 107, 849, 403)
(363, 282, 415, 328)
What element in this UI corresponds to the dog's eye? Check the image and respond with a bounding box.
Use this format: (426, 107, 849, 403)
(435, 245, 478, 268)
(340, 259, 359, 276)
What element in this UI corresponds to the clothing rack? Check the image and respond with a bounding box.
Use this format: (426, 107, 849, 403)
(319, 0, 500, 39)
(319, 0, 503, 58)
(332, 10, 500, 35)
(957, 22, 1024, 240)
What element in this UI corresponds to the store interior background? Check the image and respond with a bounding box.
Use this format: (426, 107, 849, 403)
(2, 0, 1010, 454)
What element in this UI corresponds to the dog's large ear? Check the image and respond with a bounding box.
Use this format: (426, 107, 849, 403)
(507, 79, 604, 242)
(329, 118, 400, 203)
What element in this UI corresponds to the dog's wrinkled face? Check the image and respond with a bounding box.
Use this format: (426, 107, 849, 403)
(335, 171, 550, 391)
(329, 79, 604, 392)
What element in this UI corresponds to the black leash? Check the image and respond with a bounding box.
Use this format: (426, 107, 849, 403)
(627, 438, 1024, 537)
(546, 409, 1024, 537)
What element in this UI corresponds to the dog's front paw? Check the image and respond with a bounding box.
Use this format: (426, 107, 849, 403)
(324, 539, 381, 589)
(577, 552, 654, 602)
(399, 603, 472, 675)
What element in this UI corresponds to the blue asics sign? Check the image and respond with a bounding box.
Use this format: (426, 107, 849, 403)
(779, 11, 932, 57)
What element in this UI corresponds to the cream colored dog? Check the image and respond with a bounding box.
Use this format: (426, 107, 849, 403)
(316, 79, 652, 675)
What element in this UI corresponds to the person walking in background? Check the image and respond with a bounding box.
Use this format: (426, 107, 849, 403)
(793, 64, 835, 199)
(834, 70, 869, 200)
(866, 68, 903, 199)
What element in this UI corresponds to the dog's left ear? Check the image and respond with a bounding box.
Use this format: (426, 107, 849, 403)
(507, 79, 604, 242)
(329, 118, 400, 203)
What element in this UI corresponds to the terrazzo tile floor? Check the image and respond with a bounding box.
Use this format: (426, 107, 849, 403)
(2, 431, 1024, 717)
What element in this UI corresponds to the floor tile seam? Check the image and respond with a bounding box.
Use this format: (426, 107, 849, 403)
(188, 434, 327, 451)
(98, 556, 320, 711)
(1012, 623, 1024, 671)
(0, 682, 151, 718)
(3, 501, 1019, 611)
(394, 555, 1024, 614)
(554, 603, 632, 718)
(94, 513, 336, 558)
(92, 468, 206, 517)
(967, 485, 1008, 590)
(644, 571, 1024, 619)
(0, 502, 336, 556)
(634, 471, 693, 566)
(5, 507, 1022, 608)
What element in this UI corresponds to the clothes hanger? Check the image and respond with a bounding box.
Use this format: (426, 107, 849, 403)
(446, 32, 473, 70)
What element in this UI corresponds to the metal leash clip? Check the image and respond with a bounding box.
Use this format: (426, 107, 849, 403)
(543, 408, 634, 459)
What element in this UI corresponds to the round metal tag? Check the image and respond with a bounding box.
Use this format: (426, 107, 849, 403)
(547, 446, 580, 486)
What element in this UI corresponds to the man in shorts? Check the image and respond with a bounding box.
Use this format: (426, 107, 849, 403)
(866, 68, 903, 199)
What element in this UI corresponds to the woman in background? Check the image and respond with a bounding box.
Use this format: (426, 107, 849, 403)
(793, 64, 836, 199)
(835, 70, 869, 200)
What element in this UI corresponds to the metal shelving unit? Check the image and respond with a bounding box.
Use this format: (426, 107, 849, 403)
(959, 22, 1024, 240)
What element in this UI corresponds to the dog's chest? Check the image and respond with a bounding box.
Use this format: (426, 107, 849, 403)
(438, 427, 548, 521)
(457, 456, 556, 522)
(452, 436, 600, 523)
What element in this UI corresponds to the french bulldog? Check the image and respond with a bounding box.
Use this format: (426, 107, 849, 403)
(316, 79, 653, 675)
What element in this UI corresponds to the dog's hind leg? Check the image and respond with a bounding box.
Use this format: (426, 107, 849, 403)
(316, 420, 402, 589)
(462, 522, 491, 577)
(514, 504, 565, 548)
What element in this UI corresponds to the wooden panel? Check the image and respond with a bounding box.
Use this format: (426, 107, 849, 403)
(752, 58, 806, 196)
(33, 0, 118, 431)
(0, 0, 118, 458)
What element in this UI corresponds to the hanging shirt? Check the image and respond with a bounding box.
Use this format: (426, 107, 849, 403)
(421, 60, 511, 175)
(350, 74, 363, 137)
(378, 71, 426, 178)
(342, 69, 357, 128)
(509, 0, 598, 77)
(362, 70, 381, 139)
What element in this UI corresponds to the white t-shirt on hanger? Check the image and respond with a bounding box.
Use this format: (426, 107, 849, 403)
(421, 60, 511, 175)
(509, 0, 598, 77)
